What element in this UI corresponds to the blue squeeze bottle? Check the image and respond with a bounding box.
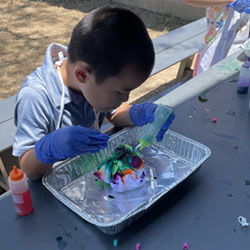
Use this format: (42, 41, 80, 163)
(237, 58, 250, 94)
(138, 104, 173, 150)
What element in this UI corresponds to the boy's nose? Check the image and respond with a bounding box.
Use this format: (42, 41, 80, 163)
(121, 92, 129, 102)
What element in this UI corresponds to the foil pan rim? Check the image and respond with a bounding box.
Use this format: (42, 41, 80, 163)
(42, 128, 211, 229)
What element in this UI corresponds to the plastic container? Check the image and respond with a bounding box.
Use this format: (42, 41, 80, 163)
(139, 104, 173, 149)
(237, 59, 250, 94)
(8, 166, 33, 216)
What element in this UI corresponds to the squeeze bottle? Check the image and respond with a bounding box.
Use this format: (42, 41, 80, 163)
(138, 104, 173, 150)
(8, 166, 33, 216)
(237, 58, 250, 94)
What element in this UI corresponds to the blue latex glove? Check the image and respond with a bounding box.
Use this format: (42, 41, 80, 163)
(129, 102, 157, 126)
(35, 125, 109, 164)
(129, 102, 175, 142)
(227, 0, 250, 13)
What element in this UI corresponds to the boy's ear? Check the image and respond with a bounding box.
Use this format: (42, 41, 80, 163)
(74, 62, 91, 83)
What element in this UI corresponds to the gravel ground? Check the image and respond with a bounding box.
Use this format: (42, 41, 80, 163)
(0, 0, 190, 103)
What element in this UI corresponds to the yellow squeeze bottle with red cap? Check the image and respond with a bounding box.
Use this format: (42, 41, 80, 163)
(8, 166, 33, 216)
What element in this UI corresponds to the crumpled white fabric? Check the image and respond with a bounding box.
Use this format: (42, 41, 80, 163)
(110, 169, 146, 192)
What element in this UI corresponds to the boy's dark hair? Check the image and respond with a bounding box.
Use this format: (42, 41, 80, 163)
(68, 6, 155, 83)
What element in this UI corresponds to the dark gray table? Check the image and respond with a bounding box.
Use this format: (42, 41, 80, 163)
(1, 72, 250, 250)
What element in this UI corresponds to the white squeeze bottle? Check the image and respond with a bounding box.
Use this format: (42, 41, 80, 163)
(8, 166, 33, 216)
(138, 104, 173, 150)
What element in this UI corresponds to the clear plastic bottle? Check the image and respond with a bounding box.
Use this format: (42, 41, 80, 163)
(8, 166, 33, 216)
(237, 58, 250, 94)
(139, 104, 173, 149)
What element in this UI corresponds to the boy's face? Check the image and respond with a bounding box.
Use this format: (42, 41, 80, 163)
(81, 64, 149, 112)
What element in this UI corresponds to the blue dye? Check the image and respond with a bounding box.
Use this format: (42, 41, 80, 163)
(56, 236, 67, 249)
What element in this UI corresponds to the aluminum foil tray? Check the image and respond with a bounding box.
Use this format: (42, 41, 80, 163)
(42, 127, 211, 234)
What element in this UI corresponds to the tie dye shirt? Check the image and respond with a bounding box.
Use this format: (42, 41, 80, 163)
(205, 6, 230, 45)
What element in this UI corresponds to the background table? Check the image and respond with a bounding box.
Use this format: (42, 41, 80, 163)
(1, 55, 250, 250)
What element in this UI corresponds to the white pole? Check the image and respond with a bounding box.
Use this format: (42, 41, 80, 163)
(155, 50, 244, 107)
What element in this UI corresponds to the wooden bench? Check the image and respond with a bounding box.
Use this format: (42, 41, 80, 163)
(151, 17, 206, 79)
(0, 95, 19, 190)
(0, 17, 207, 190)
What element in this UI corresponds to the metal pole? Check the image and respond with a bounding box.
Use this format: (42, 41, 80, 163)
(155, 50, 244, 107)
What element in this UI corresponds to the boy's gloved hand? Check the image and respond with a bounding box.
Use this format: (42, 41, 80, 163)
(129, 102, 157, 126)
(129, 102, 175, 142)
(35, 125, 109, 164)
(228, 0, 250, 13)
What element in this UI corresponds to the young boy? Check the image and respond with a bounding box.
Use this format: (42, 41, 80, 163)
(184, 0, 250, 76)
(13, 6, 175, 180)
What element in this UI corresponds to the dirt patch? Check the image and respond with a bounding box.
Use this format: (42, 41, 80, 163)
(0, 0, 190, 103)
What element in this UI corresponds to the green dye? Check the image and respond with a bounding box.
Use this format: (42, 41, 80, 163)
(96, 179, 111, 189)
(217, 60, 241, 74)
(198, 95, 208, 103)
(113, 239, 119, 247)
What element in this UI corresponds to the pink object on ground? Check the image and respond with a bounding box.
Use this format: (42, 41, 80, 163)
(183, 242, 189, 250)
(212, 117, 217, 123)
(136, 243, 141, 250)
